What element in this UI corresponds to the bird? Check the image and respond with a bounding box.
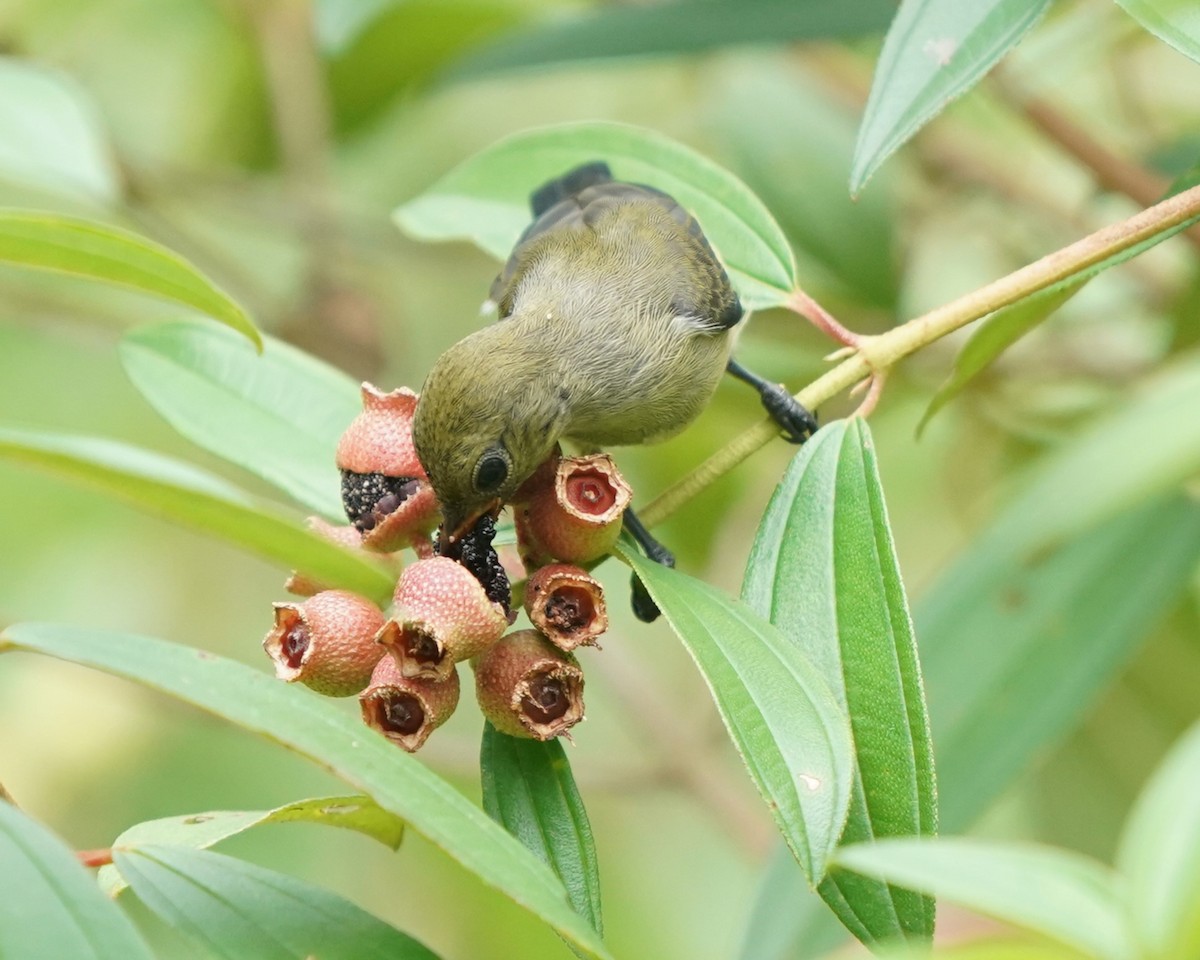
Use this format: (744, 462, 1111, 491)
(411, 161, 816, 616)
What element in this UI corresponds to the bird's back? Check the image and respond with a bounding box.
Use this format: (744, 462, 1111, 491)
(487, 163, 743, 446)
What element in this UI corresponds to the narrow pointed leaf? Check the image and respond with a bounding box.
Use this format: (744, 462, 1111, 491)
(742, 489, 1200, 957)
(1115, 0, 1200, 66)
(617, 547, 853, 883)
(99, 795, 404, 897)
(0, 801, 153, 960)
(0, 210, 259, 348)
(917, 281, 1082, 435)
(918, 173, 1200, 432)
(120, 321, 360, 520)
(0, 427, 393, 603)
(1117, 718, 1200, 959)
(451, 0, 896, 81)
(481, 724, 603, 941)
(743, 420, 936, 946)
(835, 839, 1133, 960)
(924, 493, 1200, 832)
(0, 624, 612, 960)
(394, 122, 796, 309)
(851, 0, 1051, 193)
(116, 846, 439, 960)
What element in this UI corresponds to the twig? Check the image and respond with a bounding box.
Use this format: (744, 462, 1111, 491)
(640, 183, 1200, 528)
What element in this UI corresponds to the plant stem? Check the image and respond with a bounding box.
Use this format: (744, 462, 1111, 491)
(76, 848, 113, 868)
(639, 183, 1200, 529)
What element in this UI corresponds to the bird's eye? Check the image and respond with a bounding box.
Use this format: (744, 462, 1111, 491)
(474, 451, 510, 492)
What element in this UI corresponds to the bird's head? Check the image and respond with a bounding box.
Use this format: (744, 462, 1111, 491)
(412, 326, 568, 543)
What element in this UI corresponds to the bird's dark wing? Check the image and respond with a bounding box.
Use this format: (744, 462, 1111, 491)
(489, 163, 742, 330)
(530, 161, 613, 217)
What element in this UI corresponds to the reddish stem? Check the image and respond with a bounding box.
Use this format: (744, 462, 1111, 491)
(785, 287, 863, 348)
(76, 848, 113, 868)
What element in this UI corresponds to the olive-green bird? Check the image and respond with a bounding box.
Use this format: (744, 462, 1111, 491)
(412, 162, 815, 610)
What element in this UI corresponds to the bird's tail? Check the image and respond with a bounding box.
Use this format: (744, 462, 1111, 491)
(530, 161, 613, 216)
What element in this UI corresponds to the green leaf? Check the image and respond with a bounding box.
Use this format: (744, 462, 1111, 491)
(327, 0, 534, 133)
(835, 839, 1133, 960)
(451, 0, 896, 82)
(916, 281, 1082, 435)
(0, 210, 260, 348)
(1117, 717, 1200, 959)
(0, 624, 612, 960)
(0, 57, 119, 203)
(743, 420, 936, 947)
(1114, 0, 1200, 66)
(394, 121, 797, 309)
(923, 492, 1200, 833)
(98, 794, 404, 897)
(976, 354, 1200, 559)
(851, 0, 1051, 194)
(616, 547, 854, 884)
(0, 801, 153, 960)
(115, 846, 439, 960)
(480, 723, 602, 942)
(120, 321, 361, 520)
(741, 492, 1200, 957)
(0, 427, 394, 603)
(918, 175, 1200, 433)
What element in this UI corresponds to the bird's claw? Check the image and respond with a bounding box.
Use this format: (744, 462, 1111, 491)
(760, 384, 819, 444)
(630, 574, 661, 623)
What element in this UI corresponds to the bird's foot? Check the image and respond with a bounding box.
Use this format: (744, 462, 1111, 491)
(623, 508, 674, 623)
(758, 383, 818, 444)
(726, 358, 818, 444)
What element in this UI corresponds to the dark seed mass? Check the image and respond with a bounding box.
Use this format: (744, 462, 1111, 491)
(341, 471, 420, 533)
(544, 587, 591, 632)
(405, 629, 442, 665)
(381, 694, 425, 735)
(437, 514, 510, 610)
(281, 622, 310, 669)
(522, 673, 568, 724)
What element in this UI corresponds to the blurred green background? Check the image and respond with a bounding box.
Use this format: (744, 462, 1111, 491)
(0, 1, 1198, 957)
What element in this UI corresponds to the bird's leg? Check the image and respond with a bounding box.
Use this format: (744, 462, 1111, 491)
(726, 358, 818, 444)
(787, 287, 885, 419)
(623, 507, 673, 623)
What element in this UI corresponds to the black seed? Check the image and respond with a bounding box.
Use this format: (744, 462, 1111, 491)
(375, 493, 400, 516)
(406, 630, 442, 665)
(341, 471, 419, 533)
(381, 694, 424, 735)
(545, 587, 591, 632)
(448, 515, 511, 610)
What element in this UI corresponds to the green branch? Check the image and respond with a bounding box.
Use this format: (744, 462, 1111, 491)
(640, 182, 1200, 528)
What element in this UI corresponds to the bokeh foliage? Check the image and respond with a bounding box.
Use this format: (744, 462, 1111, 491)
(1, 1, 1199, 958)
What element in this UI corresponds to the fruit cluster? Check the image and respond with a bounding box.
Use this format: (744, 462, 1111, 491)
(262, 383, 626, 752)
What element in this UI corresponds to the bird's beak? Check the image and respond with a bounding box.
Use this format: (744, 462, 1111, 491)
(443, 498, 503, 544)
